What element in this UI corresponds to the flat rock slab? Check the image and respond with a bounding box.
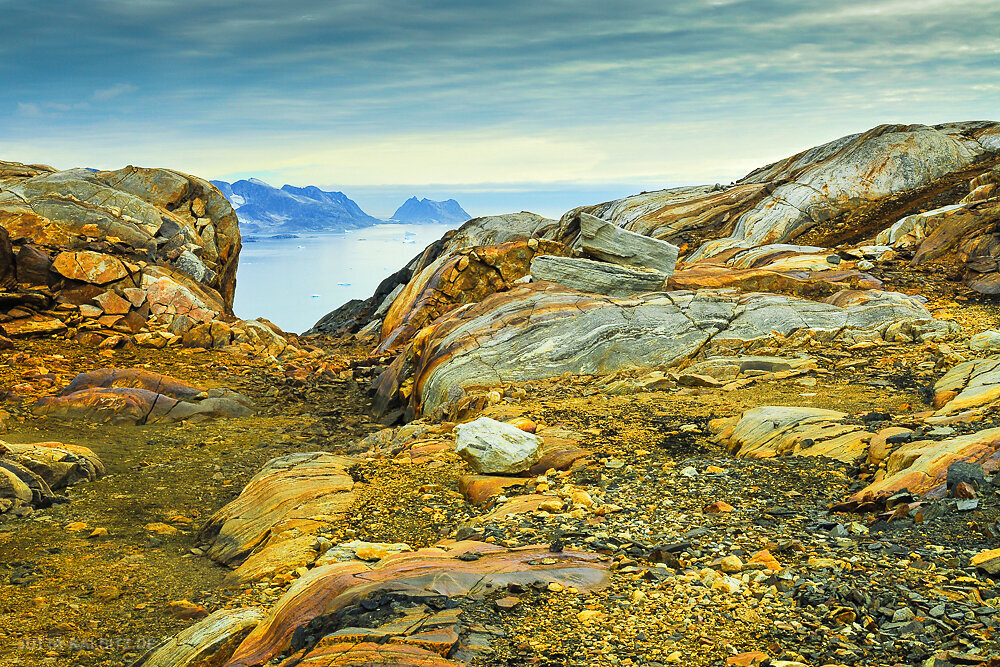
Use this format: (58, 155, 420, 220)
(199, 452, 359, 583)
(222, 541, 610, 667)
(375, 282, 952, 418)
(578, 212, 679, 275)
(530, 255, 665, 297)
(711, 406, 871, 462)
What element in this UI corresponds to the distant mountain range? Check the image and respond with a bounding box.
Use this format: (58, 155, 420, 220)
(211, 178, 378, 234)
(391, 197, 470, 224)
(211, 179, 470, 234)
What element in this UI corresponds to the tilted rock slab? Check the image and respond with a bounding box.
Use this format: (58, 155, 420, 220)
(199, 453, 359, 583)
(375, 282, 954, 418)
(221, 541, 609, 667)
(529, 254, 666, 297)
(577, 212, 679, 275)
(711, 406, 871, 462)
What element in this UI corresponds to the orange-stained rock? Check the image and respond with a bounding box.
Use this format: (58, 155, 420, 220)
(1, 440, 104, 489)
(281, 641, 462, 666)
(458, 475, 526, 504)
(507, 416, 537, 433)
(850, 428, 1000, 501)
(223, 542, 610, 667)
(713, 406, 871, 462)
(94, 290, 131, 315)
(200, 453, 358, 582)
(749, 550, 781, 572)
(704, 501, 734, 513)
(51, 250, 129, 284)
(868, 427, 913, 466)
(376, 239, 568, 354)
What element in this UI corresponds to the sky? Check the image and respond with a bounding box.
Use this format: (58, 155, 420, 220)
(3, 0, 999, 218)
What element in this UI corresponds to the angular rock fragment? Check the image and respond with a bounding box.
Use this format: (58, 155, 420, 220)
(1, 440, 104, 489)
(454, 417, 543, 474)
(577, 212, 679, 275)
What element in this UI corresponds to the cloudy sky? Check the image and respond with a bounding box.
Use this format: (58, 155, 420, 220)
(3, 0, 998, 217)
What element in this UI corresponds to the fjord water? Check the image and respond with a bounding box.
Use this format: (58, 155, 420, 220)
(234, 222, 451, 333)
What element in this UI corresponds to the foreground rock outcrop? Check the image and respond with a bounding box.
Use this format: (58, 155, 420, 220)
(374, 283, 953, 418)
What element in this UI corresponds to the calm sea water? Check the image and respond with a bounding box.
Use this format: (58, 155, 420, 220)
(233, 223, 451, 333)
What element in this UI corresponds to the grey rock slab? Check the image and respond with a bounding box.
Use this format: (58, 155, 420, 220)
(578, 212, 679, 275)
(454, 417, 543, 474)
(530, 254, 665, 297)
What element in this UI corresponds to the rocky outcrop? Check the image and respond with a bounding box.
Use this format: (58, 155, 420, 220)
(33, 368, 251, 425)
(376, 239, 566, 354)
(0, 162, 240, 308)
(307, 213, 568, 336)
(375, 283, 953, 418)
(712, 407, 871, 462)
(199, 453, 359, 583)
(0, 439, 103, 515)
(558, 123, 999, 261)
(220, 541, 610, 667)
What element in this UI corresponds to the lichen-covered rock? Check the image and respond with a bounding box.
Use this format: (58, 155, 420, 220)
(454, 417, 543, 474)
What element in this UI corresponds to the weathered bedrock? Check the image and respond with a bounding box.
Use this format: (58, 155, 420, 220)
(0, 161, 240, 311)
(33, 367, 252, 425)
(374, 282, 953, 418)
(559, 122, 999, 261)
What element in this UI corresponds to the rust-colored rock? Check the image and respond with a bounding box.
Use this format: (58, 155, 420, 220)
(223, 541, 610, 667)
(200, 453, 358, 582)
(51, 250, 129, 284)
(376, 239, 566, 354)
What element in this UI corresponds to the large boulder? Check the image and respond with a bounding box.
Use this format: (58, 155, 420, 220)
(453, 417, 543, 474)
